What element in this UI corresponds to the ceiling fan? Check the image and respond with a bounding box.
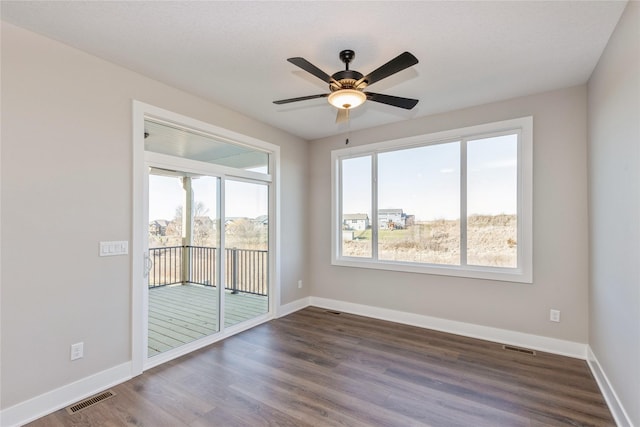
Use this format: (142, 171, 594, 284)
(273, 49, 419, 123)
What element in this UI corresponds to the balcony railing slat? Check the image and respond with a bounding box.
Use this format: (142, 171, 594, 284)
(148, 246, 267, 296)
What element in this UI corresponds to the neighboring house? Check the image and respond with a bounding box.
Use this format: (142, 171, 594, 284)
(149, 219, 169, 236)
(343, 213, 370, 230)
(165, 220, 182, 236)
(379, 209, 411, 229)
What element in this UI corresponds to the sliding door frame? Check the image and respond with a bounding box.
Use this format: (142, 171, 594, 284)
(132, 101, 280, 375)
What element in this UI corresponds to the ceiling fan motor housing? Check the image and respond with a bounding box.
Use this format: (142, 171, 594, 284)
(330, 70, 365, 91)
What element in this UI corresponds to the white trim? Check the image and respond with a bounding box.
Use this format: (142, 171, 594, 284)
(271, 141, 281, 320)
(1, 299, 601, 427)
(277, 297, 311, 318)
(587, 346, 633, 427)
(132, 101, 146, 375)
(271, 296, 586, 359)
(0, 363, 131, 427)
(308, 296, 587, 359)
(331, 116, 533, 284)
(132, 100, 281, 374)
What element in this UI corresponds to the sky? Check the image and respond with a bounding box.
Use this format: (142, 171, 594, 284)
(149, 175, 268, 221)
(149, 133, 517, 223)
(342, 134, 518, 221)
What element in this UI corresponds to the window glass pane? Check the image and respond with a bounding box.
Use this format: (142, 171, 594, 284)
(225, 180, 269, 251)
(467, 134, 518, 267)
(191, 177, 219, 248)
(145, 119, 269, 173)
(148, 174, 184, 250)
(378, 142, 460, 264)
(224, 180, 269, 328)
(147, 173, 221, 356)
(341, 156, 372, 258)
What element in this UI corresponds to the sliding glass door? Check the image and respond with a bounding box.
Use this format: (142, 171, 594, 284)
(147, 171, 221, 357)
(143, 117, 272, 360)
(224, 180, 269, 327)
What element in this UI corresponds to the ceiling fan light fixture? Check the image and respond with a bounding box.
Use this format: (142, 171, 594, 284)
(328, 89, 366, 110)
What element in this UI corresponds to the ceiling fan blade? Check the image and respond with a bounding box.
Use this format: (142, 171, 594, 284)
(287, 57, 339, 85)
(366, 92, 419, 110)
(356, 52, 418, 87)
(273, 93, 328, 105)
(336, 108, 349, 123)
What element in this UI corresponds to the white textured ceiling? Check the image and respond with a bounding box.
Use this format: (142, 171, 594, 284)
(1, 1, 627, 141)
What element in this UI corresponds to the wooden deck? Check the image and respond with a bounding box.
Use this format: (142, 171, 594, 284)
(148, 283, 268, 357)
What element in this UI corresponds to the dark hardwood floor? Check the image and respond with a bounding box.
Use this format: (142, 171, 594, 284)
(28, 307, 615, 426)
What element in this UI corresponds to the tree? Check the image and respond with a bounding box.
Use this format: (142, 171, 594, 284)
(173, 202, 216, 246)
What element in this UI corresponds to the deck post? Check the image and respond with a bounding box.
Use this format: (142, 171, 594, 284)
(231, 248, 239, 294)
(181, 177, 193, 285)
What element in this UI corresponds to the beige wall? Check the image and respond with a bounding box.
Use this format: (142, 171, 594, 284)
(3, 5, 637, 420)
(0, 23, 309, 409)
(309, 85, 589, 343)
(588, 2, 640, 425)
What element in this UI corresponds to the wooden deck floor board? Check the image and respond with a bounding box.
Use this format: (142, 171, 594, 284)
(148, 303, 218, 320)
(148, 283, 268, 356)
(148, 312, 217, 337)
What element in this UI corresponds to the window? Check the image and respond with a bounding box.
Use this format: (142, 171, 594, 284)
(332, 117, 532, 283)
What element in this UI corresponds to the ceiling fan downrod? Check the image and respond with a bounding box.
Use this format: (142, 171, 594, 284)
(332, 50, 364, 89)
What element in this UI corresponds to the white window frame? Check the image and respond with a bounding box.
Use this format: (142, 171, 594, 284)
(331, 117, 532, 283)
(132, 101, 281, 374)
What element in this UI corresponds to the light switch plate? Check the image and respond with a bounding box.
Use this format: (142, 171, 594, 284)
(99, 241, 129, 256)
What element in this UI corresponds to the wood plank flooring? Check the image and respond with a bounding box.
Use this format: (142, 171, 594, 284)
(27, 307, 615, 426)
(148, 284, 268, 356)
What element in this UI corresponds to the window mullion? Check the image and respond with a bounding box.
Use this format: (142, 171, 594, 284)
(337, 158, 344, 259)
(371, 153, 379, 261)
(460, 140, 468, 266)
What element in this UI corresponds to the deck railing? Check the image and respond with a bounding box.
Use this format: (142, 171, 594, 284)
(149, 246, 183, 286)
(149, 246, 268, 296)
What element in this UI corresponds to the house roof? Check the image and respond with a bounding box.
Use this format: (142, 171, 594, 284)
(0, 1, 627, 141)
(379, 209, 403, 215)
(344, 214, 369, 221)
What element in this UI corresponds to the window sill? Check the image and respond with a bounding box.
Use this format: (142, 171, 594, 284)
(332, 257, 532, 284)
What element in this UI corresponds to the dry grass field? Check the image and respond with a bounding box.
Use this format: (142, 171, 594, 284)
(344, 214, 517, 267)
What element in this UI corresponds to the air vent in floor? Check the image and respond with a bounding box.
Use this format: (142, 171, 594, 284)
(503, 344, 536, 356)
(66, 390, 116, 414)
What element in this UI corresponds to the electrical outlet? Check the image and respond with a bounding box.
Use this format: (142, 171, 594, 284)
(550, 309, 561, 322)
(71, 342, 84, 360)
(298, 280, 303, 289)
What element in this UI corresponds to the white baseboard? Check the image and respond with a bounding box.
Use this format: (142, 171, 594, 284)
(0, 362, 132, 427)
(0, 297, 309, 427)
(308, 296, 587, 359)
(0, 298, 593, 427)
(587, 346, 633, 427)
(277, 296, 310, 318)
